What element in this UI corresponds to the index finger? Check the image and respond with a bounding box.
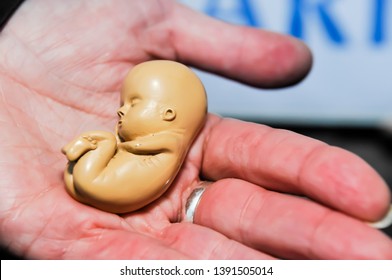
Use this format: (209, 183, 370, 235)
(201, 116, 391, 221)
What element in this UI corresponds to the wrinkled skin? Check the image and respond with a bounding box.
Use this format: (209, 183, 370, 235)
(0, 0, 391, 259)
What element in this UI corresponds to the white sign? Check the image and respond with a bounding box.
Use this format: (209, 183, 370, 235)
(179, 0, 392, 126)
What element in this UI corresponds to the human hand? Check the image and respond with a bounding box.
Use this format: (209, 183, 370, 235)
(0, 0, 391, 259)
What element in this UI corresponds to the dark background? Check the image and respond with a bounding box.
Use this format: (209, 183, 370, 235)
(1, 125, 391, 259)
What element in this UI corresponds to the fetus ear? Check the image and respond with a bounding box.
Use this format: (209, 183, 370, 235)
(162, 108, 176, 121)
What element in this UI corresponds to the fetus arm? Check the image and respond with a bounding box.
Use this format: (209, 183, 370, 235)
(118, 132, 180, 155)
(64, 131, 117, 183)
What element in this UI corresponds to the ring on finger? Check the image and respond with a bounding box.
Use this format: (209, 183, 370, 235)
(184, 182, 211, 223)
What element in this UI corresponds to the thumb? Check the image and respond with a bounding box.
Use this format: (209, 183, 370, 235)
(168, 3, 312, 88)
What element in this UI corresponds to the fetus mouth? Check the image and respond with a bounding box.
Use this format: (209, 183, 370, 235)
(118, 133, 125, 143)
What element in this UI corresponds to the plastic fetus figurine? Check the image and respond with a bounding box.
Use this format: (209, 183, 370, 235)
(62, 60, 207, 213)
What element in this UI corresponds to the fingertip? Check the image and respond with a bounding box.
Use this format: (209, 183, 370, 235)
(303, 146, 391, 222)
(367, 185, 391, 222)
(369, 205, 392, 229)
(280, 36, 313, 87)
(246, 33, 313, 88)
(337, 149, 391, 222)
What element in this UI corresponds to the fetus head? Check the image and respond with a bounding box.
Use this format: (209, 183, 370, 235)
(117, 60, 207, 141)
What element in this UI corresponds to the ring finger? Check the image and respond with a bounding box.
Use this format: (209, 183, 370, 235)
(189, 179, 392, 259)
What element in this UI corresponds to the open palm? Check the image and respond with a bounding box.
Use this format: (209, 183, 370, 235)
(1, 0, 391, 259)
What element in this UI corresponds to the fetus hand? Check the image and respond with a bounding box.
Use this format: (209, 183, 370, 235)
(62, 135, 98, 161)
(62, 132, 115, 161)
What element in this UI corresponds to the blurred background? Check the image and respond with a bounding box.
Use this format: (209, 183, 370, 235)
(180, 0, 392, 126)
(179, 0, 392, 237)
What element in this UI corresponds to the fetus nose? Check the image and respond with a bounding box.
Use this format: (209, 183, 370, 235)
(117, 109, 125, 118)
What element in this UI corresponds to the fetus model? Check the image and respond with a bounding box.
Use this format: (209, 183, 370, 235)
(62, 60, 207, 213)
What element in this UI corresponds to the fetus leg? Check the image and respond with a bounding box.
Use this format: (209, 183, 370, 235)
(63, 131, 117, 201)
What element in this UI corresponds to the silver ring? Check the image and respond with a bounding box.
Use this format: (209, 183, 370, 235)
(184, 183, 210, 223)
